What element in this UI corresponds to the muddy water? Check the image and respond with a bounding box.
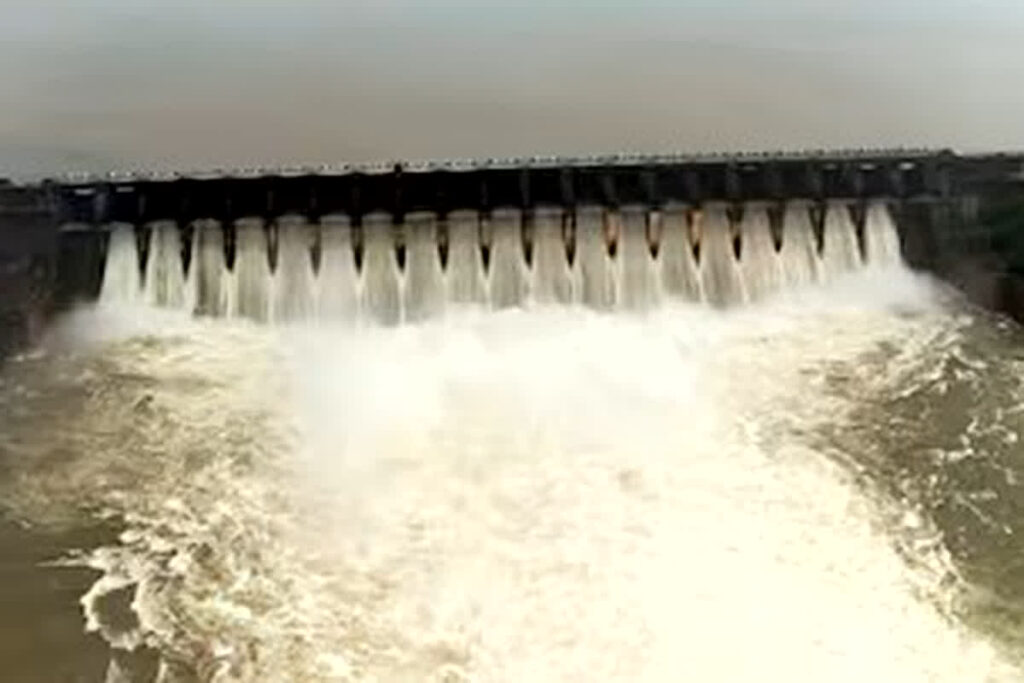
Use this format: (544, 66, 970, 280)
(2, 269, 1024, 681)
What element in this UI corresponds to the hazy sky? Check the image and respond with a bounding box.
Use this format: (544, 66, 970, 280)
(2, 1, 1023, 178)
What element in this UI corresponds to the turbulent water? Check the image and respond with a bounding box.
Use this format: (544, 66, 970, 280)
(4, 205, 1024, 681)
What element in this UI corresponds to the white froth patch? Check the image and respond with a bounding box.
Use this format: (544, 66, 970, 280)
(44, 267, 1017, 681)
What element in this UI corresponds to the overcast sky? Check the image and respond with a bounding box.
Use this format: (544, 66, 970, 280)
(2, 1, 1023, 178)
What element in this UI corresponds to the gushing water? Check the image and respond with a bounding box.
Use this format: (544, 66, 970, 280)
(488, 209, 531, 309)
(317, 215, 360, 322)
(820, 201, 863, 280)
(445, 211, 489, 306)
(142, 221, 188, 310)
(530, 208, 576, 305)
(778, 202, 821, 288)
(95, 200, 906, 324)
(12, 198, 1024, 680)
(360, 213, 403, 325)
(739, 204, 783, 301)
(233, 219, 272, 322)
(272, 217, 317, 323)
(192, 219, 231, 318)
(864, 201, 903, 267)
(575, 205, 618, 310)
(403, 212, 446, 321)
(617, 206, 661, 311)
(98, 224, 141, 305)
(698, 205, 746, 307)
(657, 205, 702, 302)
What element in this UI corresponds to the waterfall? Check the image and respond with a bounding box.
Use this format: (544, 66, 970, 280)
(272, 216, 318, 324)
(617, 206, 661, 311)
(318, 215, 360, 322)
(489, 208, 530, 309)
(404, 212, 446, 322)
(658, 205, 702, 303)
(698, 205, 746, 307)
(820, 201, 863, 280)
(445, 210, 489, 306)
(739, 204, 783, 302)
(98, 224, 142, 305)
(778, 202, 821, 289)
(531, 207, 576, 305)
(360, 213, 402, 325)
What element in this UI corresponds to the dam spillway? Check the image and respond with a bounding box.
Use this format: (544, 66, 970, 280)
(91, 200, 903, 324)
(1, 148, 1024, 343)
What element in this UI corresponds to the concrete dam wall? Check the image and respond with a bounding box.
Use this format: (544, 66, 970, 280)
(0, 182, 55, 356)
(1, 149, 1023, 352)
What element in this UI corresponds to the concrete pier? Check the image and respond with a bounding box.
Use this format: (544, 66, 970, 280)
(0, 182, 55, 358)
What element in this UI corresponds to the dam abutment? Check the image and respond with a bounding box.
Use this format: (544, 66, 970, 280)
(0, 183, 57, 357)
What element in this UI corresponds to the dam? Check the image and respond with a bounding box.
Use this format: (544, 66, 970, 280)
(5, 150, 1024, 682)
(3, 148, 1024, 345)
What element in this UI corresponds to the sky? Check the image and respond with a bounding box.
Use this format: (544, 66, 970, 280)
(2, 0, 1024, 178)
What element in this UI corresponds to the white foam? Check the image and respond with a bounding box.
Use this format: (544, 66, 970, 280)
(27, 266, 1018, 681)
(272, 269, 1010, 681)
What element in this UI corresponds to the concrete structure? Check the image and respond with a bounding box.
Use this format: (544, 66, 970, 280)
(2, 149, 1023, 355)
(0, 182, 55, 357)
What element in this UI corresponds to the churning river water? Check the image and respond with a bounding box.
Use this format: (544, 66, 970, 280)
(4, 265, 1024, 681)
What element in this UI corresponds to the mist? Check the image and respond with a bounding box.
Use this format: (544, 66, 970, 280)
(2, 0, 1024, 178)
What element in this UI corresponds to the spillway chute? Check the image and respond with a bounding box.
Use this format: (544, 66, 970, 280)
(863, 201, 903, 269)
(617, 205, 662, 311)
(233, 218, 273, 323)
(488, 208, 531, 309)
(738, 203, 783, 302)
(657, 204, 703, 304)
(819, 201, 863, 281)
(575, 205, 618, 310)
(359, 212, 403, 325)
(403, 211, 446, 322)
(142, 220, 188, 311)
(778, 201, 821, 290)
(445, 210, 489, 307)
(697, 204, 747, 308)
(531, 206, 576, 306)
(272, 215, 318, 324)
(98, 223, 143, 306)
(317, 214, 360, 323)
(192, 219, 231, 318)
